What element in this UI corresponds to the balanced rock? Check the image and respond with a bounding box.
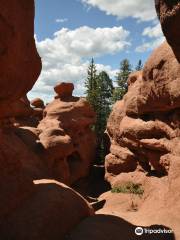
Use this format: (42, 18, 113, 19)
(54, 82, 74, 99)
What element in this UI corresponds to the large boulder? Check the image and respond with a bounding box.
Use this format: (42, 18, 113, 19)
(0, 0, 41, 117)
(0, 128, 36, 223)
(38, 83, 97, 185)
(0, 180, 94, 240)
(155, 0, 180, 61)
(54, 82, 74, 99)
(31, 98, 45, 108)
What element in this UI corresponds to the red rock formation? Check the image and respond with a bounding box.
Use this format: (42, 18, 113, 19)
(0, 2, 94, 239)
(0, 180, 93, 240)
(38, 82, 96, 185)
(106, 42, 180, 183)
(104, 35, 180, 240)
(54, 82, 74, 99)
(31, 98, 45, 108)
(0, 0, 41, 117)
(155, 0, 180, 61)
(0, 129, 35, 223)
(124, 42, 180, 115)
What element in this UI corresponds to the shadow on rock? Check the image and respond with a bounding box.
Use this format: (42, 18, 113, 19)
(66, 214, 175, 240)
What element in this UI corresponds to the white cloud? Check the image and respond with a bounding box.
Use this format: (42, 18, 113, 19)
(135, 23, 165, 52)
(29, 26, 129, 102)
(81, 0, 156, 22)
(55, 18, 68, 23)
(142, 23, 162, 38)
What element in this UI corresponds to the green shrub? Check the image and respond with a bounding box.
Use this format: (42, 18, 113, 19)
(111, 182, 144, 195)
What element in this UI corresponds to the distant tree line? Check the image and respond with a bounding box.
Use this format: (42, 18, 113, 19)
(85, 58, 143, 163)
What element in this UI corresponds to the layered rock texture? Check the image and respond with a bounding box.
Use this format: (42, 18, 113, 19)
(38, 82, 96, 185)
(0, 0, 179, 239)
(155, 0, 180, 61)
(0, 1, 94, 239)
(0, 0, 41, 117)
(103, 1, 180, 237)
(106, 41, 180, 183)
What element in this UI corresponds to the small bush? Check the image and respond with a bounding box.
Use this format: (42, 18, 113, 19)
(111, 182, 144, 195)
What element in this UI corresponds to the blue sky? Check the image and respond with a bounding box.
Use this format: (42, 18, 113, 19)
(28, 0, 164, 102)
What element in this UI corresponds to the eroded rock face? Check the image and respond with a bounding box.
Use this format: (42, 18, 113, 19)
(54, 82, 74, 99)
(155, 0, 180, 61)
(0, 1, 94, 239)
(124, 42, 180, 115)
(103, 34, 180, 237)
(105, 41, 180, 184)
(0, 0, 41, 117)
(38, 83, 96, 185)
(0, 0, 43, 222)
(0, 128, 37, 223)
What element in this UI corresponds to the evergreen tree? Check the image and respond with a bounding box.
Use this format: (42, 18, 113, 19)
(135, 59, 143, 71)
(85, 58, 98, 111)
(85, 61, 113, 163)
(113, 59, 132, 102)
(95, 71, 113, 162)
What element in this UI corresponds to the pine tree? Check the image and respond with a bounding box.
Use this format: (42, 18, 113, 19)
(113, 59, 132, 102)
(85, 63, 113, 163)
(95, 71, 113, 162)
(85, 58, 98, 111)
(135, 59, 143, 71)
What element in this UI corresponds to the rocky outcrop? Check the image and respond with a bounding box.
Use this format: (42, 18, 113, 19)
(104, 5, 180, 235)
(0, 126, 94, 239)
(0, 1, 94, 239)
(0, 0, 41, 117)
(155, 0, 180, 61)
(38, 82, 96, 185)
(105, 41, 180, 184)
(124, 42, 180, 115)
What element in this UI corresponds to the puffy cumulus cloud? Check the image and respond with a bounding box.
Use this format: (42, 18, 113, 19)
(29, 26, 129, 102)
(81, 0, 156, 22)
(135, 23, 165, 52)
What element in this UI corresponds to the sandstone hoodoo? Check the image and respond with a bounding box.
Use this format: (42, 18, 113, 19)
(0, 1, 94, 239)
(38, 82, 97, 185)
(104, 21, 180, 240)
(0, 0, 41, 118)
(0, 0, 180, 239)
(155, 0, 180, 61)
(123, 42, 180, 115)
(54, 82, 74, 99)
